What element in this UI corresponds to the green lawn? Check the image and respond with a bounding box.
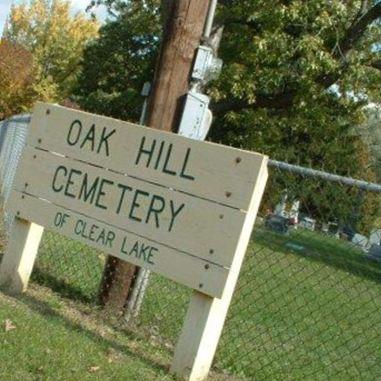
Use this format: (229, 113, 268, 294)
(215, 228, 381, 380)
(135, 227, 381, 380)
(0, 285, 175, 381)
(1, 226, 381, 380)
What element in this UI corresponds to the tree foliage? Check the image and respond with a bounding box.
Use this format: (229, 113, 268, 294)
(77, 0, 381, 231)
(76, 1, 161, 121)
(210, 1, 381, 230)
(0, 40, 36, 119)
(4, 0, 99, 102)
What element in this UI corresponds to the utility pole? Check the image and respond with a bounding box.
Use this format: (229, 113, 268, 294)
(99, 0, 212, 311)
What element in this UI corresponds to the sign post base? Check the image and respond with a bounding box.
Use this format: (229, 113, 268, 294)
(0, 217, 43, 293)
(171, 160, 268, 381)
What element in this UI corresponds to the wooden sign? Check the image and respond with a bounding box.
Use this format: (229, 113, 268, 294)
(13, 147, 248, 269)
(0, 103, 268, 381)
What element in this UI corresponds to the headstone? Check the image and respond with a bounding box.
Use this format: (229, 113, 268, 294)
(275, 190, 288, 217)
(369, 229, 381, 246)
(367, 244, 381, 262)
(352, 233, 369, 252)
(289, 200, 300, 215)
(300, 217, 315, 231)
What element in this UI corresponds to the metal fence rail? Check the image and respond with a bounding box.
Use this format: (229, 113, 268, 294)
(269, 159, 381, 193)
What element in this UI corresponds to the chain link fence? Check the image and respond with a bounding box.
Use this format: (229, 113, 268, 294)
(0, 116, 380, 380)
(25, 163, 381, 380)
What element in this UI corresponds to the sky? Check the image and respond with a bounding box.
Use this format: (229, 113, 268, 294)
(0, 0, 107, 35)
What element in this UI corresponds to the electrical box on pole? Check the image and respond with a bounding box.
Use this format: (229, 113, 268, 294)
(178, 91, 212, 140)
(178, 45, 222, 140)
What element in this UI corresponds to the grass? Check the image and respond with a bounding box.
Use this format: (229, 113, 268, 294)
(137, 227, 381, 380)
(0, 285, 176, 381)
(214, 228, 381, 380)
(1, 224, 381, 380)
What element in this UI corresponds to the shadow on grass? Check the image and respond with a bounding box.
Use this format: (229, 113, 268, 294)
(253, 227, 381, 284)
(4, 289, 171, 376)
(31, 266, 99, 305)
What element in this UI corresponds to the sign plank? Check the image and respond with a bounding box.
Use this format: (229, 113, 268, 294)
(7, 192, 229, 298)
(12, 147, 247, 268)
(27, 103, 265, 210)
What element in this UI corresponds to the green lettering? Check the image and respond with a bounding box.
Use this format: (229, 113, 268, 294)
(129, 190, 149, 222)
(80, 123, 96, 151)
(74, 219, 85, 235)
(145, 195, 165, 228)
(154, 141, 165, 170)
(121, 237, 128, 254)
(162, 143, 176, 176)
(88, 224, 99, 241)
(52, 165, 67, 193)
(169, 201, 185, 232)
(98, 127, 116, 156)
(105, 231, 115, 247)
(147, 247, 157, 265)
(65, 168, 82, 199)
(116, 183, 133, 214)
(135, 136, 156, 167)
(129, 241, 139, 257)
(139, 243, 150, 262)
(95, 178, 114, 210)
(180, 148, 195, 181)
(79, 173, 99, 203)
(67, 120, 82, 146)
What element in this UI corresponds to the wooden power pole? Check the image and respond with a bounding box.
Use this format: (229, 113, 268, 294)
(100, 0, 212, 311)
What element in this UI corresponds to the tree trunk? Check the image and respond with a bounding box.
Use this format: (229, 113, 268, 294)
(99, 0, 212, 312)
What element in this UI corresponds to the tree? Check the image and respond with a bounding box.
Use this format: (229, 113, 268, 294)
(77, 1, 381, 231)
(0, 39, 36, 119)
(4, 0, 99, 102)
(209, 1, 381, 231)
(75, 1, 161, 121)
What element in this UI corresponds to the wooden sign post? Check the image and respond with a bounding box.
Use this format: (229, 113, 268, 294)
(0, 103, 268, 380)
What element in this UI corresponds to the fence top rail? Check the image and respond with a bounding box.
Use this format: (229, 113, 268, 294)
(269, 159, 381, 193)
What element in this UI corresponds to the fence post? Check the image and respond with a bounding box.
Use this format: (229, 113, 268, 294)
(0, 217, 43, 293)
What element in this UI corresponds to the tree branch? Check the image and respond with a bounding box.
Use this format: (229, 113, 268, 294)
(333, 2, 381, 59)
(212, 89, 295, 114)
(317, 3, 381, 89)
(214, 3, 381, 115)
(370, 59, 381, 71)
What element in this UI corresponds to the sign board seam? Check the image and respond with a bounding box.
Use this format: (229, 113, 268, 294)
(14, 146, 246, 267)
(10, 190, 229, 270)
(8, 191, 228, 298)
(27, 146, 248, 212)
(27, 103, 264, 210)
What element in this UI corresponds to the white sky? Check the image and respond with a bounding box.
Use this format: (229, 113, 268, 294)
(0, 0, 107, 36)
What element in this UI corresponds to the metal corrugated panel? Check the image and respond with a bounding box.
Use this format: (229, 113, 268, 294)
(0, 114, 31, 231)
